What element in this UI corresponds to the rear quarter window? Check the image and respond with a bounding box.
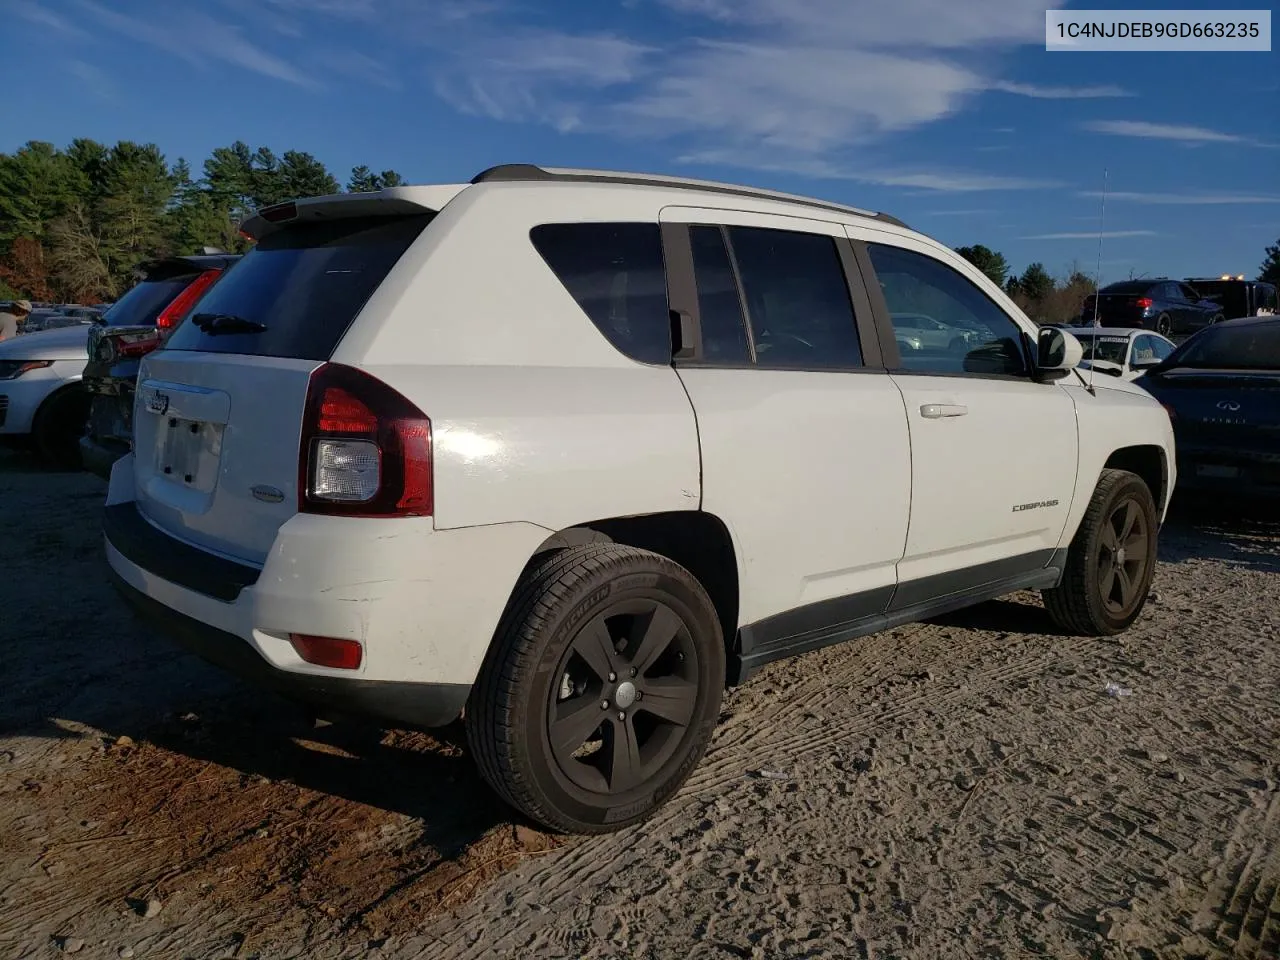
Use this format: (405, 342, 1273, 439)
(163, 214, 431, 361)
(102, 275, 196, 327)
(529, 222, 671, 365)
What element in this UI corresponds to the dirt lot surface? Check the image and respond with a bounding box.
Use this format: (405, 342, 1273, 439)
(3, 449, 1279, 960)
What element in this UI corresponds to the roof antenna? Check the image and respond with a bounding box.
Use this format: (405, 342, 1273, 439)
(1080, 167, 1108, 397)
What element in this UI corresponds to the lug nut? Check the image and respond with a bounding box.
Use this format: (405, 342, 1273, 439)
(600, 700, 609, 710)
(618, 712, 626, 720)
(635, 691, 643, 700)
(629, 667, 637, 677)
(608, 672, 616, 682)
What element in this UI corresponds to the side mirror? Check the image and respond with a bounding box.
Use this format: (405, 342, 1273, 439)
(1036, 327, 1083, 372)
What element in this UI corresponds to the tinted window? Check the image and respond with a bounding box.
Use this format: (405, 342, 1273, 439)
(689, 225, 751, 364)
(1258, 284, 1278, 313)
(102, 275, 196, 328)
(726, 226, 861, 369)
(531, 222, 670, 365)
(1149, 335, 1175, 360)
(1167, 321, 1280, 370)
(867, 244, 1027, 376)
(165, 215, 431, 361)
(1179, 283, 1201, 301)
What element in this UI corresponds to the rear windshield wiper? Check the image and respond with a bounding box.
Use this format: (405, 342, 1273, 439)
(191, 312, 268, 335)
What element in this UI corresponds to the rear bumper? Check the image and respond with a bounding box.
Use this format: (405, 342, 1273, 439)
(109, 567, 471, 728)
(102, 454, 552, 723)
(1176, 454, 1280, 498)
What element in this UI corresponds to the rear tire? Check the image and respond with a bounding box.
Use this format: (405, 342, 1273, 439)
(32, 386, 91, 470)
(467, 544, 725, 834)
(1042, 469, 1158, 636)
(1155, 314, 1172, 336)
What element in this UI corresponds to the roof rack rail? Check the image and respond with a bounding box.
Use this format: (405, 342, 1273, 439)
(470, 163, 909, 229)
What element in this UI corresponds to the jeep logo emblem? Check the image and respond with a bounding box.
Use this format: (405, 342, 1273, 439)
(146, 391, 170, 416)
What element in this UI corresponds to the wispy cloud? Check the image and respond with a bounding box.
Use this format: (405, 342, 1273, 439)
(313, 48, 401, 89)
(676, 150, 1062, 191)
(1022, 230, 1157, 240)
(76, 0, 318, 89)
(1082, 120, 1266, 146)
(1081, 191, 1280, 205)
(992, 81, 1131, 99)
(67, 59, 116, 102)
(418, 0, 1096, 183)
(12, 0, 88, 36)
(434, 32, 652, 132)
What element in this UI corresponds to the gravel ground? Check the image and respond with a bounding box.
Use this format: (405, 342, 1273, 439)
(2, 448, 1279, 960)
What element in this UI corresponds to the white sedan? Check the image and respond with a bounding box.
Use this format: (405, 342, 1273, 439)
(1052, 325, 1177, 382)
(0, 325, 93, 466)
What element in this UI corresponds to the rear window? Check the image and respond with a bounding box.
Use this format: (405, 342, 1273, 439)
(101, 275, 196, 327)
(1168, 321, 1280, 370)
(1099, 281, 1152, 295)
(163, 215, 431, 361)
(530, 222, 671, 365)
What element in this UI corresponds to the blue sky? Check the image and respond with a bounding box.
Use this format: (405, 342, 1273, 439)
(2, 0, 1277, 282)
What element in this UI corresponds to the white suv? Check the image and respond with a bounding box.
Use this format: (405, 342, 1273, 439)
(103, 165, 1176, 834)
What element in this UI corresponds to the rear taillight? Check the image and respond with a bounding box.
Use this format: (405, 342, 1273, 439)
(155, 269, 223, 332)
(298, 363, 432, 518)
(1135, 297, 1154, 310)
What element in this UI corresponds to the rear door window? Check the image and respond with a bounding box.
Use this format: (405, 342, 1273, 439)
(102, 276, 196, 328)
(688, 225, 752, 364)
(726, 226, 862, 369)
(164, 214, 432, 361)
(530, 222, 671, 365)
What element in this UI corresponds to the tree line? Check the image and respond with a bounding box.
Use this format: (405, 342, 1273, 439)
(0, 139, 403, 304)
(956, 241, 1280, 326)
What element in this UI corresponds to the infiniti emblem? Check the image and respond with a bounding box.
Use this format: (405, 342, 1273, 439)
(1216, 400, 1241, 412)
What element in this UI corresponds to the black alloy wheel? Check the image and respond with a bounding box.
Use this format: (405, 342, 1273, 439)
(548, 598, 700, 795)
(1096, 496, 1151, 618)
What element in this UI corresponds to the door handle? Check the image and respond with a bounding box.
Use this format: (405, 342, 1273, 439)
(920, 403, 968, 419)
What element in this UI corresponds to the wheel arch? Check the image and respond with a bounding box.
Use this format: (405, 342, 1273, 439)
(1103, 444, 1168, 514)
(32, 378, 90, 433)
(528, 511, 741, 668)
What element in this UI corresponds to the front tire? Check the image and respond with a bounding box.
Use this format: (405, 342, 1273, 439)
(1042, 469, 1158, 636)
(467, 544, 725, 834)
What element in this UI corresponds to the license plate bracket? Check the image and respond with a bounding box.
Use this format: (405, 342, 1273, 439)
(159, 416, 206, 485)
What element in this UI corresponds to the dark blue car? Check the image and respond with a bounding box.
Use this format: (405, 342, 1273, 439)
(1136, 316, 1280, 500)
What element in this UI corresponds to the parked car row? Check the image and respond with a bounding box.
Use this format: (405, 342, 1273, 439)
(81, 254, 240, 477)
(1081, 276, 1277, 338)
(0, 258, 238, 468)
